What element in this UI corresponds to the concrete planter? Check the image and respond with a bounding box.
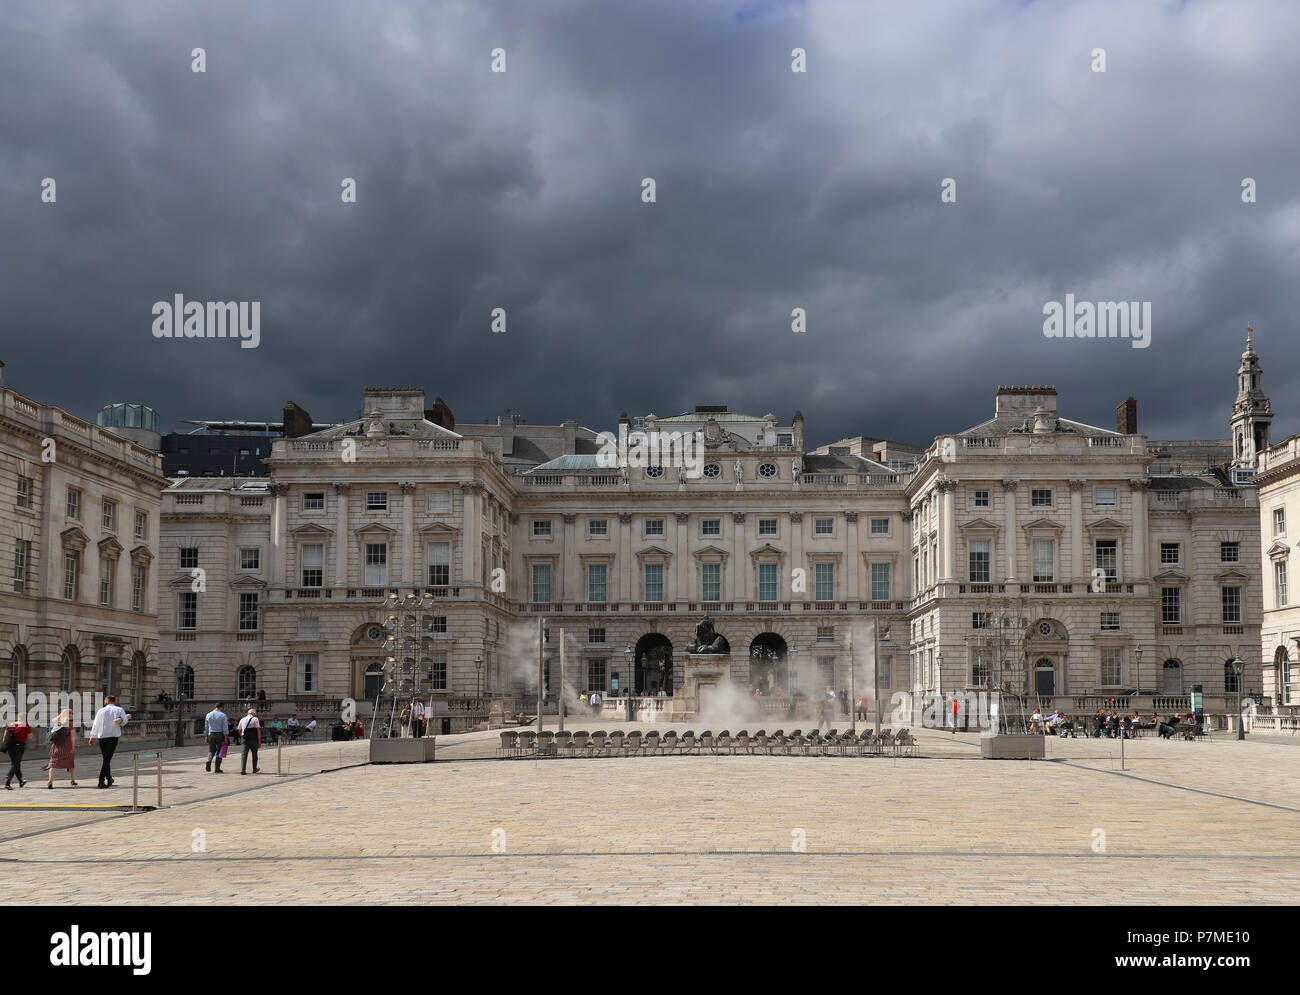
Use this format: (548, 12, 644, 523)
(980, 734, 1045, 760)
(370, 737, 437, 763)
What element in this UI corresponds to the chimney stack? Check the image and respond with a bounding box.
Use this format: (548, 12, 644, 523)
(1117, 397, 1138, 434)
(562, 419, 577, 455)
(283, 401, 314, 439)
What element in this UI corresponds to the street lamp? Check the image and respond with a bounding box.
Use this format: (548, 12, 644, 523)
(1134, 644, 1143, 695)
(173, 661, 187, 747)
(1231, 657, 1245, 740)
(474, 654, 483, 698)
(622, 645, 634, 720)
(284, 650, 293, 699)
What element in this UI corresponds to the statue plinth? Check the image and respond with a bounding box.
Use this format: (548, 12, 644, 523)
(669, 653, 734, 720)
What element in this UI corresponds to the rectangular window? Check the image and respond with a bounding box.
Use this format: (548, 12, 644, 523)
(644, 518, 665, 537)
(180, 547, 199, 570)
(778, 433, 793, 447)
(1100, 612, 1121, 631)
(588, 519, 608, 538)
(426, 542, 450, 587)
(240, 547, 260, 570)
(1274, 507, 1286, 535)
(298, 617, 319, 637)
(758, 518, 778, 537)
(364, 543, 388, 586)
(366, 492, 388, 511)
(134, 510, 147, 540)
(301, 544, 323, 587)
(66, 487, 81, 520)
(701, 563, 721, 602)
(1031, 488, 1052, 507)
(644, 563, 663, 602)
(16, 476, 33, 509)
(818, 657, 835, 687)
(815, 562, 835, 601)
(972, 647, 992, 687)
(178, 591, 197, 629)
(972, 612, 990, 629)
(1159, 542, 1180, 565)
(1222, 586, 1242, 624)
(971, 489, 990, 508)
(870, 517, 890, 535)
(1095, 488, 1116, 507)
(296, 653, 318, 693)
(1101, 647, 1123, 687)
(587, 658, 607, 691)
(968, 540, 991, 583)
(870, 562, 891, 601)
(758, 562, 779, 602)
(588, 627, 606, 644)
(238, 592, 259, 631)
(98, 556, 114, 607)
(880, 655, 892, 689)
(814, 517, 834, 536)
(428, 490, 451, 513)
(1095, 539, 1118, 582)
(532, 520, 552, 538)
(131, 564, 145, 612)
(587, 563, 607, 602)
(1277, 561, 1289, 607)
(531, 563, 552, 603)
(12, 539, 30, 594)
(302, 492, 325, 511)
(1220, 541, 1240, 563)
(1161, 587, 1181, 625)
(102, 499, 116, 531)
(701, 518, 721, 536)
(1032, 540, 1055, 582)
(63, 552, 79, 600)
(426, 653, 447, 691)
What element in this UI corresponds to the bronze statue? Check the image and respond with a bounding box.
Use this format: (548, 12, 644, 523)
(686, 616, 728, 654)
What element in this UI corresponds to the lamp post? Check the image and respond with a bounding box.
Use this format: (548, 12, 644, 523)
(1134, 645, 1143, 695)
(874, 623, 888, 736)
(474, 654, 483, 699)
(173, 661, 187, 747)
(284, 650, 293, 699)
(1232, 657, 1245, 740)
(622, 645, 634, 721)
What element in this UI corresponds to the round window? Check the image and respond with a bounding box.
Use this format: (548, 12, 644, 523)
(646, 465, 664, 478)
(758, 463, 778, 478)
(702, 463, 721, 478)
(1038, 622, 1053, 637)
(367, 625, 383, 641)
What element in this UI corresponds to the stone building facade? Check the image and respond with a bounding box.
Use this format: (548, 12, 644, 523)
(1, 377, 168, 711)
(157, 348, 1268, 727)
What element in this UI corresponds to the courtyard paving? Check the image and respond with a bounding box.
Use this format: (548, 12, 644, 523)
(0, 724, 1296, 904)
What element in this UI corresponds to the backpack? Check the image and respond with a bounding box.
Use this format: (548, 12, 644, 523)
(49, 724, 70, 745)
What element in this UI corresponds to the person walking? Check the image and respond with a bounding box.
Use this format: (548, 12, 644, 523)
(3, 712, 34, 789)
(951, 695, 960, 734)
(87, 695, 130, 789)
(410, 697, 427, 738)
(204, 702, 229, 773)
(43, 708, 77, 788)
(238, 708, 261, 775)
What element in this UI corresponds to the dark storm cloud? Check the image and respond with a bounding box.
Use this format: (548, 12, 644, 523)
(2, 0, 1298, 448)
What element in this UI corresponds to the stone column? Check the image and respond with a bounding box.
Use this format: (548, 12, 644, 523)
(269, 483, 287, 587)
(460, 482, 482, 588)
(562, 513, 578, 604)
(789, 512, 803, 601)
(731, 513, 746, 600)
(845, 510, 859, 600)
(400, 482, 415, 585)
(1001, 479, 1018, 582)
(1069, 479, 1084, 585)
(674, 512, 690, 602)
(1129, 479, 1149, 580)
(901, 508, 914, 600)
(939, 481, 956, 582)
(619, 512, 633, 603)
(333, 484, 349, 587)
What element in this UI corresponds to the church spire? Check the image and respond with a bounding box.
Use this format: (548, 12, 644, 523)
(1232, 323, 1271, 470)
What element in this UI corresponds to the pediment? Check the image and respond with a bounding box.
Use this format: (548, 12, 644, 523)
(1021, 518, 1065, 532)
(289, 522, 335, 537)
(129, 545, 154, 564)
(60, 526, 89, 549)
(230, 574, 268, 589)
(1085, 517, 1129, 532)
(97, 536, 124, 556)
(1267, 540, 1290, 560)
(958, 518, 1000, 532)
(168, 572, 197, 589)
(354, 522, 397, 536)
(636, 544, 675, 560)
(1215, 567, 1251, 582)
(748, 543, 786, 560)
(1152, 567, 1190, 583)
(418, 522, 460, 535)
(691, 545, 730, 559)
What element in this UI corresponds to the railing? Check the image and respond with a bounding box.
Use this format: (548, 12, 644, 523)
(526, 476, 564, 486)
(583, 475, 621, 486)
(415, 440, 460, 450)
(801, 473, 845, 486)
(175, 494, 205, 505)
(1087, 437, 1126, 448)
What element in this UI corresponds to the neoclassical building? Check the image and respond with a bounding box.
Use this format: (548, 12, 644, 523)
(157, 347, 1268, 728)
(1, 371, 168, 710)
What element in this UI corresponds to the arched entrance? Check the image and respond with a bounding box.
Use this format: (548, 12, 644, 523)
(364, 663, 385, 699)
(633, 634, 673, 695)
(350, 622, 388, 701)
(748, 632, 789, 696)
(1162, 658, 1183, 694)
(1034, 657, 1056, 696)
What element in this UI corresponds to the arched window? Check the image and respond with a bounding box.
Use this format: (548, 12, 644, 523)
(1279, 646, 1294, 705)
(60, 646, 78, 692)
(1034, 657, 1055, 696)
(237, 666, 257, 699)
(1162, 659, 1182, 695)
(4, 646, 24, 692)
(1225, 658, 1243, 695)
(129, 652, 144, 709)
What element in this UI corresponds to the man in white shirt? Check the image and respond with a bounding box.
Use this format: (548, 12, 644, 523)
(410, 698, 427, 739)
(87, 695, 130, 789)
(237, 708, 262, 775)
